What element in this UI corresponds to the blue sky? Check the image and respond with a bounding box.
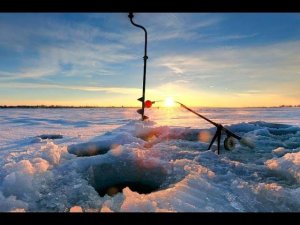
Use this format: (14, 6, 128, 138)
(0, 13, 300, 107)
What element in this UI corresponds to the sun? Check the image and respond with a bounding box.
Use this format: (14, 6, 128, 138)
(164, 97, 175, 107)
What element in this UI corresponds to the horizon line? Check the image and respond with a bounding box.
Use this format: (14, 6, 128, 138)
(1, 104, 299, 109)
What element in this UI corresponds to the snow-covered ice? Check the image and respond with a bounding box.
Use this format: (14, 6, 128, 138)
(0, 107, 299, 212)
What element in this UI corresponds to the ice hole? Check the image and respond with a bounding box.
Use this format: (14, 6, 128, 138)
(38, 134, 63, 140)
(68, 142, 111, 157)
(88, 158, 169, 197)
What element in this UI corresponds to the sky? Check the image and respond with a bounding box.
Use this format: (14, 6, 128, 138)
(0, 13, 300, 107)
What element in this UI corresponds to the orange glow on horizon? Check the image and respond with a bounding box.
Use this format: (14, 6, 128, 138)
(1, 86, 299, 108)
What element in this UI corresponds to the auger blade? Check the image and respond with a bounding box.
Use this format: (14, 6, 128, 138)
(137, 108, 143, 114)
(137, 97, 144, 102)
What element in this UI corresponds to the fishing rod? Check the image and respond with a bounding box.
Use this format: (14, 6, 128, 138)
(128, 12, 149, 121)
(176, 101, 255, 154)
(135, 97, 255, 154)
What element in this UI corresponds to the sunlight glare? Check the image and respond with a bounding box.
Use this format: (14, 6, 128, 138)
(164, 97, 175, 107)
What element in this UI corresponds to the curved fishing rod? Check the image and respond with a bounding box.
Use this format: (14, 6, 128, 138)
(176, 101, 219, 127)
(176, 101, 255, 154)
(128, 13, 148, 121)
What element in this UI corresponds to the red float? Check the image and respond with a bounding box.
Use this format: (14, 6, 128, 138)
(144, 100, 152, 108)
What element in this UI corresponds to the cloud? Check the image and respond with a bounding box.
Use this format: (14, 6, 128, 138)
(0, 71, 20, 78)
(0, 17, 134, 80)
(1, 14, 299, 106)
(0, 82, 141, 95)
(125, 13, 222, 44)
(151, 40, 300, 99)
(210, 33, 258, 42)
(0, 14, 126, 52)
(0, 69, 56, 80)
(0, 13, 222, 83)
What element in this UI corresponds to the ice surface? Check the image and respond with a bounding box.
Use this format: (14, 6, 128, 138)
(0, 107, 299, 212)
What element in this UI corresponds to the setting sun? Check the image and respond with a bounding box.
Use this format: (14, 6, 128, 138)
(164, 97, 175, 107)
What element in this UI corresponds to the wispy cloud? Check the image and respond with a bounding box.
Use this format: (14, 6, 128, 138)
(0, 82, 141, 95)
(151, 40, 300, 98)
(124, 13, 222, 44)
(211, 33, 258, 41)
(0, 17, 136, 82)
(0, 13, 246, 83)
(0, 69, 56, 80)
(1, 13, 300, 106)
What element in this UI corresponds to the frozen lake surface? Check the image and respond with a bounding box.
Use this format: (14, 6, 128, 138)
(0, 107, 299, 212)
